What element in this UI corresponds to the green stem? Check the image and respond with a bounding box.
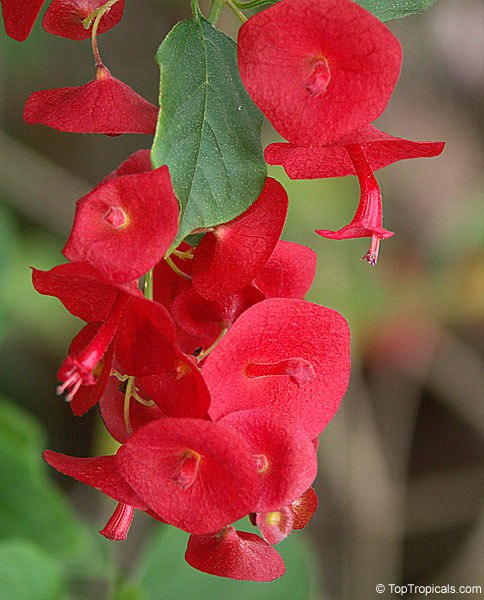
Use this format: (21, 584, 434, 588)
(226, 0, 248, 22)
(123, 376, 135, 436)
(233, 0, 273, 9)
(197, 327, 228, 362)
(84, 0, 120, 68)
(208, 0, 225, 23)
(144, 269, 154, 301)
(191, 0, 202, 19)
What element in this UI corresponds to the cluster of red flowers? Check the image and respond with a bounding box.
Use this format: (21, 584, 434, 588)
(238, 0, 444, 265)
(3, 0, 443, 583)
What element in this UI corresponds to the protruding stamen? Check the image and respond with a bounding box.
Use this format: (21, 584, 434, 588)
(362, 235, 381, 266)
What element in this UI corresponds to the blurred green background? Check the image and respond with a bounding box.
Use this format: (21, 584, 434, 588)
(0, 1, 483, 598)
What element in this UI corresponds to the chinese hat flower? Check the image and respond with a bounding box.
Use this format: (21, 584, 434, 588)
(24, 65, 158, 135)
(238, 0, 402, 146)
(266, 126, 444, 264)
(203, 297, 350, 438)
(63, 166, 179, 283)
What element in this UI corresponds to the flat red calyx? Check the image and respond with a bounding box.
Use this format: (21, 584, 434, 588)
(253, 240, 317, 299)
(238, 0, 402, 145)
(265, 126, 445, 179)
(220, 409, 317, 512)
(63, 167, 179, 283)
(43, 451, 147, 509)
(192, 178, 288, 300)
(1, 0, 46, 41)
(203, 298, 351, 438)
(24, 68, 158, 134)
(116, 418, 260, 534)
(43, 0, 125, 40)
(185, 527, 285, 581)
(31, 262, 141, 322)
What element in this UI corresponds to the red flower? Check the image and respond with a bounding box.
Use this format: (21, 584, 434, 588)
(59, 321, 115, 415)
(1, 0, 47, 41)
(203, 298, 350, 438)
(238, 0, 402, 146)
(191, 178, 288, 300)
(43, 0, 124, 40)
(266, 127, 444, 264)
(63, 166, 179, 283)
(43, 450, 147, 540)
(116, 418, 261, 534)
(185, 526, 285, 581)
(24, 65, 158, 134)
(219, 409, 317, 512)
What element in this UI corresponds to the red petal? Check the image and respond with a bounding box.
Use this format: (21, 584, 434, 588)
(101, 149, 152, 185)
(1, 0, 46, 41)
(253, 240, 317, 299)
(114, 296, 177, 376)
(63, 167, 179, 283)
(192, 178, 288, 300)
(31, 262, 141, 322)
(43, 450, 147, 509)
(265, 126, 445, 179)
(137, 353, 210, 419)
(185, 527, 285, 581)
(42, 0, 124, 40)
(203, 298, 350, 438)
(171, 285, 265, 345)
(24, 70, 158, 134)
(238, 0, 401, 145)
(220, 409, 317, 512)
(291, 487, 318, 530)
(116, 418, 260, 534)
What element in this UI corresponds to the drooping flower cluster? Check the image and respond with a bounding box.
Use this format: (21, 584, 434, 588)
(5, 0, 444, 583)
(238, 0, 445, 264)
(35, 151, 350, 580)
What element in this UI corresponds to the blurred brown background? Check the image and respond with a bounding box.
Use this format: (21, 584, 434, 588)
(0, 1, 482, 598)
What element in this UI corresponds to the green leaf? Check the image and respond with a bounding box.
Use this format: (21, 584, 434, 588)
(151, 16, 266, 246)
(352, 0, 437, 21)
(135, 522, 320, 600)
(0, 539, 63, 600)
(253, 0, 437, 21)
(0, 396, 87, 559)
